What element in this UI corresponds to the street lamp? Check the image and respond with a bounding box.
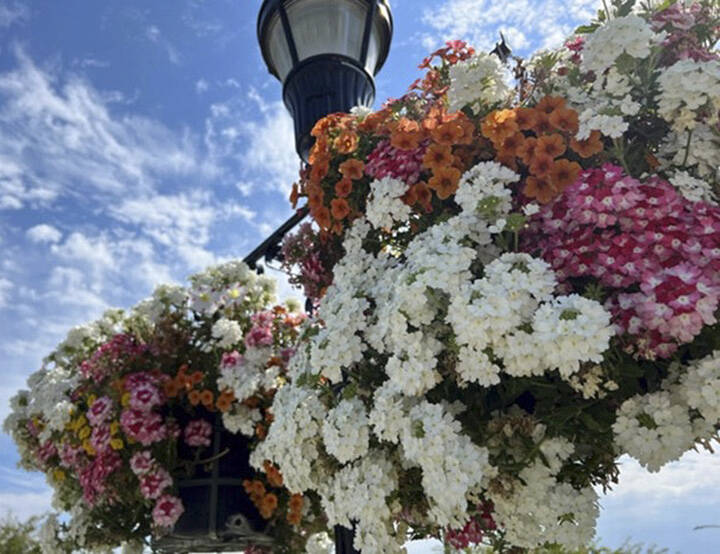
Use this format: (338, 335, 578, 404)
(257, 0, 393, 161)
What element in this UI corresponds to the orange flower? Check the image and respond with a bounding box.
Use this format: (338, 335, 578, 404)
(570, 130, 604, 158)
(517, 137, 538, 165)
(200, 389, 214, 407)
(428, 166, 461, 199)
(255, 423, 267, 440)
(163, 379, 180, 398)
(480, 109, 519, 145)
(549, 107, 579, 134)
(549, 159, 581, 191)
(529, 152, 555, 177)
(533, 112, 553, 135)
(331, 198, 350, 220)
(287, 510, 302, 526)
(335, 130, 359, 154)
(289, 182, 300, 209)
(188, 389, 201, 406)
(432, 121, 466, 146)
(309, 158, 329, 184)
(413, 181, 433, 212)
(536, 95, 566, 114)
(311, 116, 333, 138)
(307, 184, 324, 209)
(454, 113, 476, 145)
(514, 108, 538, 130)
(535, 134, 566, 159)
(339, 158, 365, 180)
(497, 132, 526, 157)
(423, 143, 455, 172)
(314, 205, 331, 230)
(496, 152, 518, 171)
(358, 109, 390, 133)
(402, 184, 418, 206)
(524, 175, 558, 204)
(390, 120, 423, 150)
(289, 494, 303, 511)
(334, 177, 352, 197)
(190, 371, 204, 385)
(216, 390, 235, 412)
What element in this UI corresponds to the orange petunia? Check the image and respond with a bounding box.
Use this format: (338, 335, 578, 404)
(549, 107, 579, 134)
(307, 184, 324, 208)
(309, 158, 329, 184)
(524, 175, 559, 204)
(335, 130, 359, 154)
(190, 371, 204, 385)
(402, 184, 418, 206)
(309, 136, 328, 165)
(423, 143, 455, 172)
(497, 132, 526, 157)
(516, 136, 538, 165)
(496, 151, 518, 171)
(480, 109, 519, 145)
(358, 109, 390, 133)
(289, 494, 304, 511)
(314, 205, 332, 230)
(514, 107, 538, 130)
(188, 389, 201, 406)
(570, 130, 604, 158)
(200, 389, 214, 407)
(428, 166, 462, 199)
(529, 152, 555, 177)
(391, 130, 423, 151)
(289, 182, 300, 209)
(549, 159, 582, 191)
(163, 379, 181, 398)
(335, 177, 352, 198)
(339, 158, 365, 180)
(431, 121, 465, 146)
(454, 113, 476, 145)
(535, 134, 566, 159)
(413, 181, 433, 211)
(310, 116, 333, 138)
(330, 198, 350, 220)
(536, 95, 566, 114)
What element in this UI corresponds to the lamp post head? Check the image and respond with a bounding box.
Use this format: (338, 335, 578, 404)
(257, 0, 393, 161)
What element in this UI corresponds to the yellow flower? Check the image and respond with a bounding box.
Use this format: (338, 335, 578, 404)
(73, 415, 88, 431)
(110, 438, 124, 450)
(78, 426, 91, 440)
(110, 421, 120, 435)
(127, 436, 137, 445)
(53, 469, 66, 482)
(82, 439, 96, 456)
(87, 394, 97, 406)
(228, 288, 240, 299)
(121, 392, 131, 407)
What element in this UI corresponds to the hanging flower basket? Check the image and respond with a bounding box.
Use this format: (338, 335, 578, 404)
(270, 1, 720, 552)
(4, 262, 323, 553)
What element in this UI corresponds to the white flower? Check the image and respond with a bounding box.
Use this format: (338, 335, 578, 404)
(350, 105, 373, 119)
(211, 318, 243, 348)
(222, 404, 262, 437)
(669, 170, 717, 205)
(365, 177, 411, 231)
(322, 398, 370, 464)
(657, 59, 720, 132)
(448, 52, 510, 113)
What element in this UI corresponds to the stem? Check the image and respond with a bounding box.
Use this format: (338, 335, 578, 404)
(601, 0, 612, 20)
(613, 137, 631, 175)
(193, 447, 229, 466)
(681, 129, 693, 167)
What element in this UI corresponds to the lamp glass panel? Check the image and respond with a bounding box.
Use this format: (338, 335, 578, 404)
(265, 12, 294, 81)
(285, 0, 367, 66)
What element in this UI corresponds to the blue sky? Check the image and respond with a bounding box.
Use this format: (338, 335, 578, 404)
(0, 1, 718, 551)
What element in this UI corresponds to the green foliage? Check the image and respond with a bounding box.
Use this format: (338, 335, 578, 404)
(0, 515, 42, 554)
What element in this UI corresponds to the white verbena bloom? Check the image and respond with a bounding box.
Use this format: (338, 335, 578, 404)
(366, 177, 412, 231)
(211, 317, 244, 348)
(322, 398, 371, 464)
(448, 52, 511, 113)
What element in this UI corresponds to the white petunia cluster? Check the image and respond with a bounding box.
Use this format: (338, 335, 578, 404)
(217, 348, 277, 403)
(657, 59, 720, 132)
(669, 170, 717, 205)
(318, 451, 400, 554)
(581, 14, 661, 75)
(490, 438, 598, 549)
(322, 398, 370, 464)
(250, 384, 326, 493)
(222, 403, 262, 437)
(447, 52, 511, 114)
(678, 351, 720, 426)
(659, 125, 720, 180)
(365, 176, 412, 231)
(454, 161, 517, 218)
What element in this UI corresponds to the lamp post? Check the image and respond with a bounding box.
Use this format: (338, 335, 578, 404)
(257, 0, 393, 162)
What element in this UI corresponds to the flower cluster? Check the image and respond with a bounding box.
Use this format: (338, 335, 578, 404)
(4, 262, 315, 553)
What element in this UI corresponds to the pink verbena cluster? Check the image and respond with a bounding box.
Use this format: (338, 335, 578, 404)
(78, 450, 122, 506)
(652, 2, 720, 64)
(445, 503, 496, 549)
(80, 334, 148, 382)
(129, 451, 183, 526)
(528, 164, 720, 359)
(365, 138, 427, 185)
(245, 311, 275, 347)
(184, 419, 213, 447)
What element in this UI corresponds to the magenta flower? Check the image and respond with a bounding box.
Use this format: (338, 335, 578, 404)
(152, 494, 184, 528)
(184, 419, 213, 447)
(90, 424, 112, 453)
(140, 468, 173, 500)
(120, 409, 167, 446)
(221, 350, 243, 368)
(129, 382, 163, 412)
(87, 395, 113, 426)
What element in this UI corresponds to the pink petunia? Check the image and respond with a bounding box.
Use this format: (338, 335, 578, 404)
(120, 409, 167, 446)
(152, 495, 184, 528)
(129, 451, 155, 475)
(184, 419, 213, 447)
(87, 396, 114, 426)
(129, 382, 163, 412)
(140, 468, 173, 500)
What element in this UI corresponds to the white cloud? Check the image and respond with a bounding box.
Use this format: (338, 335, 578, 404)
(0, 48, 212, 210)
(0, 490, 53, 521)
(195, 78, 209, 93)
(0, 276, 12, 307)
(0, 1, 28, 28)
(421, 0, 601, 54)
(26, 224, 62, 244)
(146, 25, 181, 65)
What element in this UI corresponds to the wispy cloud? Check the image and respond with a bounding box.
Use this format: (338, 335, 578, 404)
(421, 0, 601, 54)
(146, 24, 181, 65)
(26, 224, 62, 244)
(0, 1, 29, 29)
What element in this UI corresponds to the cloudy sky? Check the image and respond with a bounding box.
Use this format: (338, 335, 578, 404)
(0, 1, 718, 551)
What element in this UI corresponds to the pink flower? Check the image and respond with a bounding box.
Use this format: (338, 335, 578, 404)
(221, 351, 243, 368)
(130, 451, 155, 475)
(87, 396, 114, 426)
(365, 139, 426, 185)
(129, 382, 163, 412)
(184, 419, 213, 447)
(36, 441, 57, 465)
(120, 409, 166, 446)
(90, 424, 112, 453)
(245, 325, 273, 348)
(152, 495, 184, 528)
(59, 443, 84, 469)
(140, 468, 173, 500)
(78, 450, 122, 506)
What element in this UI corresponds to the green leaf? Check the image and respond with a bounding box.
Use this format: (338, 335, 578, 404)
(575, 23, 600, 34)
